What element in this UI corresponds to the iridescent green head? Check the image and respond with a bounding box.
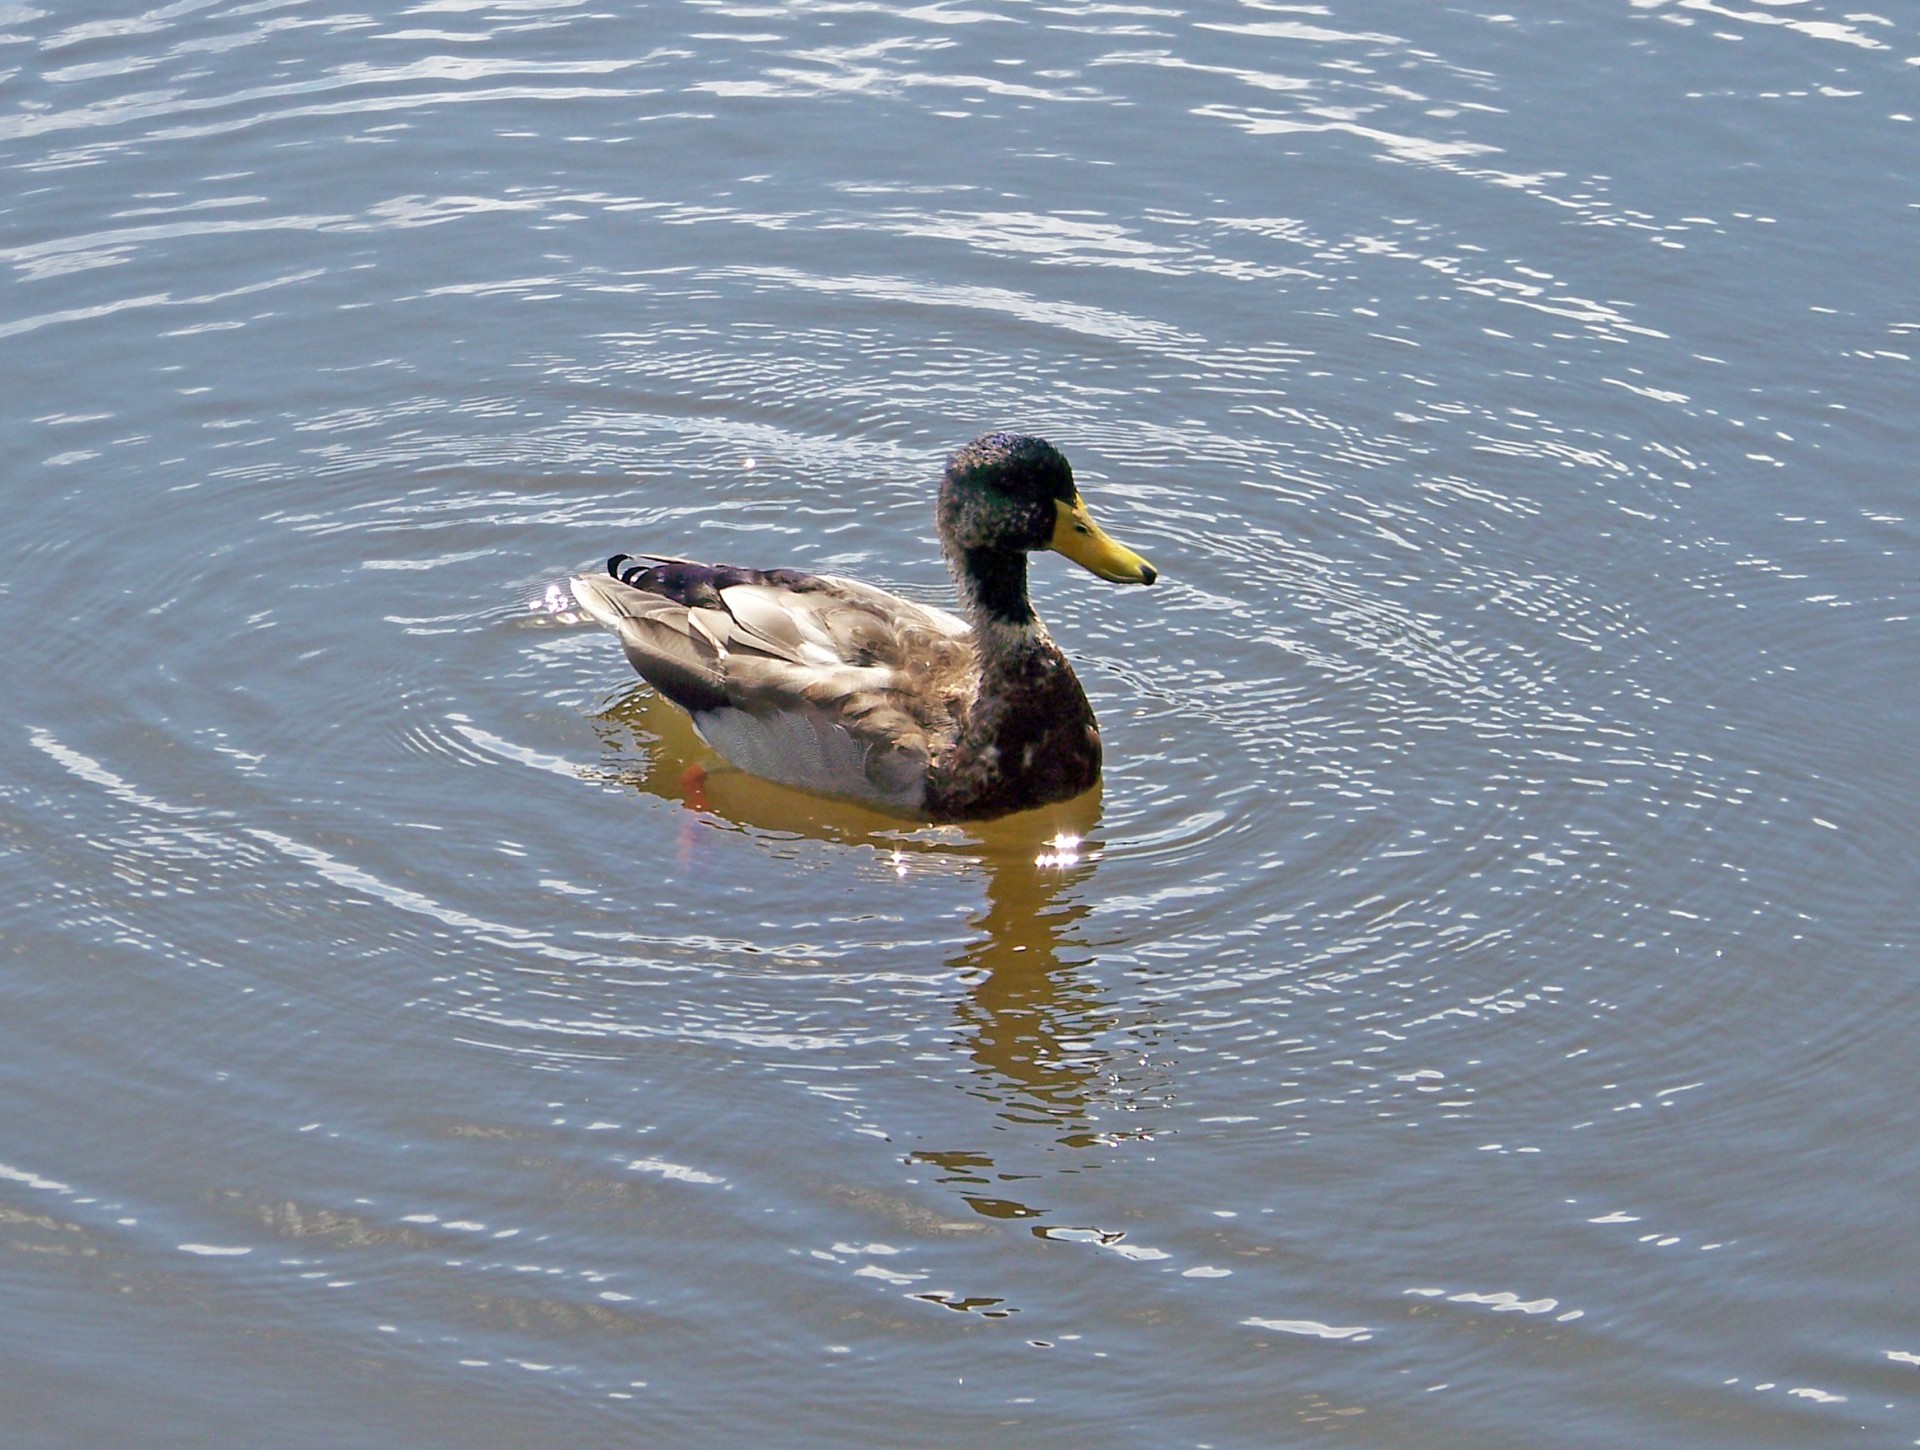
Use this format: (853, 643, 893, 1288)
(937, 433, 1157, 587)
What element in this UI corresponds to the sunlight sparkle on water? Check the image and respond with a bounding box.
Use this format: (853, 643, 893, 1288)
(533, 581, 577, 621)
(1035, 833, 1083, 869)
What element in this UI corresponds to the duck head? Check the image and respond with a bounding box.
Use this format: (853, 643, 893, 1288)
(937, 434, 1157, 599)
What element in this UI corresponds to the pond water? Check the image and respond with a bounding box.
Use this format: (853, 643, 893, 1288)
(3, 0, 1917, 1444)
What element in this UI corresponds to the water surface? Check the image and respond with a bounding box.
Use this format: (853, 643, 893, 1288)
(3, 0, 1917, 1444)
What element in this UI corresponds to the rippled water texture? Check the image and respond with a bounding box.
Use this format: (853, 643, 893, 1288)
(4, 0, 1917, 1444)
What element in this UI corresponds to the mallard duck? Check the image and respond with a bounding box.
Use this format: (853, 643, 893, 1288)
(570, 432, 1157, 821)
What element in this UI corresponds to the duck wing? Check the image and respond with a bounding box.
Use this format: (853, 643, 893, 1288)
(570, 557, 974, 813)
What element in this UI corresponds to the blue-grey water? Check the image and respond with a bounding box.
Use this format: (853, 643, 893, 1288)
(3, 1, 1917, 1445)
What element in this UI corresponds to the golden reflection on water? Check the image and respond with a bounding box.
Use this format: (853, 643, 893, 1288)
(591, 687, 1129, 1218)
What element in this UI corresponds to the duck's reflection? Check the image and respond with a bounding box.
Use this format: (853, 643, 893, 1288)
(947, 836, 1107, 1125)
(590, 688, 1121, 1153)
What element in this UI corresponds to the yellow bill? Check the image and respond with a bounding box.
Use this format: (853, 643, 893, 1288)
(1050, 496, 1158, 585)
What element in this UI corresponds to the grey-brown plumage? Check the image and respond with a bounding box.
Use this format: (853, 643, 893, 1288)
(570, 433, 1157, 821)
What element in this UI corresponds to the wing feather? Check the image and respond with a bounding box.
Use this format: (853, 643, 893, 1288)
(570, 575, 728, 712)
(572, 568, 975, 812)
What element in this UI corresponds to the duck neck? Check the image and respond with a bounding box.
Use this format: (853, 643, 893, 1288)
(926, 541, 1099, 820)
(951, 546, 1037, 632)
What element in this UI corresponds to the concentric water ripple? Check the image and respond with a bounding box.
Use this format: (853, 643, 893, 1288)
(4, 0, 1917, 1443)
